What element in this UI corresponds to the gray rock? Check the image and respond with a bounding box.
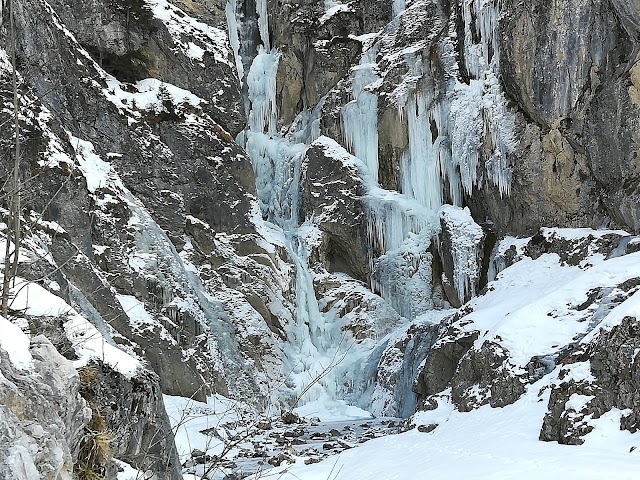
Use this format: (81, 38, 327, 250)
(0, 336, 91, 480)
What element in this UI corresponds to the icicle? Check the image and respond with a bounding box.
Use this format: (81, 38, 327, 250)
(449, 75, 514, 197)
(256, 0, 270, 51)
(341, 49, 380, 183)
(439, 0, 514, 197)
(225, 0, 245, 86)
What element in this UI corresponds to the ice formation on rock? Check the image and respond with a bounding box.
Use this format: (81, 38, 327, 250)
(341, 48, 381, 183)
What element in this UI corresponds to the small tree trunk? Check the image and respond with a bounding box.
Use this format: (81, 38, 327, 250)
(2, 0, 20, 318)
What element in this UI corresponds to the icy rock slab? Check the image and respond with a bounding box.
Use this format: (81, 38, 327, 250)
(437, 205, 484, 307)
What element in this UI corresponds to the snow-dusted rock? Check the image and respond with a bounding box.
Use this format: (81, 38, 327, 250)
(0, 333, 90, 480)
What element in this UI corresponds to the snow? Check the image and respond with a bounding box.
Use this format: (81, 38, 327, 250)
(581, 289, 640, 342)
(164, 394, 251, 463)
(541, 227, 631, 240)
(114, 459, 148, 480)
(468, 251, 640, 366)
(294, 398, 373, 422)
(102, 76, 205, 121)
(146, 0, 231, 65)
(0, 316, 32, 370)
(319, 3, 352, 24)
(565, 393, 595, 412)
(264, 378, 640, 479)
(116, 295, 157, 329)
(64, 312, 142, 378)
(0, 273, 142, 377)
(69, 135, 111, 192)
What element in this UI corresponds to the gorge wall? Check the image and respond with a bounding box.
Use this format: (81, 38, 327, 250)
(1, 0, 640, 477)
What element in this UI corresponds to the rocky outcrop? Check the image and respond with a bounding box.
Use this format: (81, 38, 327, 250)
(78, 362, 181, 479)
(0, 336, 90, 480)
(300, 137, 369, 283)
(541, 314, 640, 444)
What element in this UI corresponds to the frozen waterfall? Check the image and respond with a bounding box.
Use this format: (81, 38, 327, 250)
(224, 0, 517, 416)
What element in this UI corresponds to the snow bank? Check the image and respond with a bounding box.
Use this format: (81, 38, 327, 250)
(0, 316, 32, 370)
(265, 376, 640, 479)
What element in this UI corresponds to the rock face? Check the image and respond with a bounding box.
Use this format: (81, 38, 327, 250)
(0, 0, 293, 408)
(0, 336, 90, 480)
(78, 363, 181, 479)
(300, 138, 369, 283)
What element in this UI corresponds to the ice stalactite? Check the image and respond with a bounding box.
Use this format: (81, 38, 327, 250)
(462, 0, 501, 78)
(339, 47, 441, 321)
(364, 190, 434, 257)
(439, 205, 484, 305)
(341, 49, 380, 183)
(452, 0, 515, 197)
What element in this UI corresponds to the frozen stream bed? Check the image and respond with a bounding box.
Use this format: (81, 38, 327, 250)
(161, 395, 402, 480)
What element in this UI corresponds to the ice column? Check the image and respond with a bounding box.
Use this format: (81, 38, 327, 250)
(341, 49, 380, 183)
(400, 91, 444, 211)
(439, 205, 484, 304)
(363, 189, 438, 318)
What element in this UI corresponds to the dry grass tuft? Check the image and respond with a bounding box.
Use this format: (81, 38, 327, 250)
(78, 366, 99, 387)
(75, 405, 113, 480)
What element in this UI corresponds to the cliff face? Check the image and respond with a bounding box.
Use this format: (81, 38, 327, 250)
(2, 0, 640, 477)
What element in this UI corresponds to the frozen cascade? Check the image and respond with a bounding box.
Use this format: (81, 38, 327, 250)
(395, 50, 461, 210)
(230, 0, 356, 409)
(341, 48, 380, 183)
(449, 75, 515, 197)
(247, 47, 279, 135)
(227, 0, 516, 413)
(400, 90, 448, 211)
(364, 189, 438, 319)
(122, 189, 253, 391)
(392, 0, 406, 17)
